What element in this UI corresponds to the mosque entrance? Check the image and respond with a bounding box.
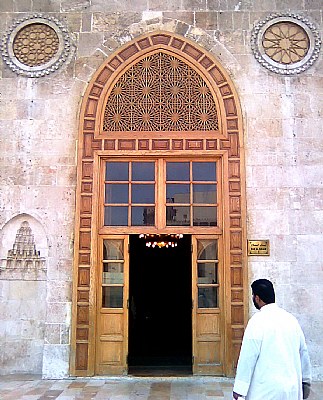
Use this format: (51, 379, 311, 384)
(128, 234, 192, 375)
(72, 32, 246, 377)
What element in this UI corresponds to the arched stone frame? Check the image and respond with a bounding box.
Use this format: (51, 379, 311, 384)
(0, 213, 48, 274)
(0, 213, 48, 374)
(71, 31, 247, 377)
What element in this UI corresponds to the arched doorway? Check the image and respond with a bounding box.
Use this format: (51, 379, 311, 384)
(71, 31, 247, 377)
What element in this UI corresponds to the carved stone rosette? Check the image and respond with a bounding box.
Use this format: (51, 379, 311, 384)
(251, 13, 321, 75)
(1, 14, 74, 77)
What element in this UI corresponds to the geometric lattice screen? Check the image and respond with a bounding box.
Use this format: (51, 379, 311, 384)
(103, 52, 219, 132)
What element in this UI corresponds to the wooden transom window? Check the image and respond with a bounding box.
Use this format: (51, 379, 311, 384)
(103, 52, 219, 132)
(103, 159, 218, 228)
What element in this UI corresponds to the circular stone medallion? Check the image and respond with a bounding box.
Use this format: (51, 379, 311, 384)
(251, 13, 321, 75)
(1, 14, 74, 77)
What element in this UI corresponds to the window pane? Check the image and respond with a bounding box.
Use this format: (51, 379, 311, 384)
(103, 262, 124, 284)
(106, 162, 128, 181)
(132, 184, 155, 203)
(192, 162, 216, 181)
(132, 162, 154, 181)
(166, 162, 190, 181)
(193, 184, 217, 204)
(102, 286, 123, 308)
(166, 184, 190, 203)
(198, 287, 218, 308)
(131, 206, 155, 226)
(166, 206, 190, 226)
(103, 239, 124, 260)
(198, 262, 218, 284)
(197, 239, 218, 260)
(105, 183, 128, 203)
(104, 206, 128, 226)
(193, 206, 217, 226)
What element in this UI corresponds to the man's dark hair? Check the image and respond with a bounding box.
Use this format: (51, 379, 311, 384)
(251, 279, 275, 304)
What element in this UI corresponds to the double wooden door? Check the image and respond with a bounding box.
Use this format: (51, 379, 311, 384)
(95, 234, 224, 375)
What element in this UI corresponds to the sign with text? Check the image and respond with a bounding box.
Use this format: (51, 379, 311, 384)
(247, 240, 270, 256)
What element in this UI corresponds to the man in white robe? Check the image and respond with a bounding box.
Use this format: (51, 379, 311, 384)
(233, 279, 312, 400)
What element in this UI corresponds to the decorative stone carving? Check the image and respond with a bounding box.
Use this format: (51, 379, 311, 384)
(6, 221, 46, 271)
(1, 14, 74, 77)
(251, 13, 321, 75)
(13, 23, 60, 67)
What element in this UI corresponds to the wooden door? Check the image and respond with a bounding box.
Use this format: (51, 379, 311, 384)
(96, 236, 129, 375)
(192, 236, 224, 375)
(73, 32, 246, 376)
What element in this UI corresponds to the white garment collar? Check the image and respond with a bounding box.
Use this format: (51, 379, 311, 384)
(260, 303, 277, 311)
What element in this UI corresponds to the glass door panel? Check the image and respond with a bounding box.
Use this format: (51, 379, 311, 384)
(192, 162, 216, 181)
(105, 183, 129, 203)
(104, 161, 156, 227)
(102, 159, 219, 230)
(106, 161, 128, 180)
(132, 162, 155, 181)
(102, 239, 125, 309)
(166, 162, 190, 181)
(196, 239, 219, 308)
(166, 161, 218, 227)
(166, 206, 190, 226)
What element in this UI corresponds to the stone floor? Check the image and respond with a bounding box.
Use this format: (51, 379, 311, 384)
(0, 374, 322, 399)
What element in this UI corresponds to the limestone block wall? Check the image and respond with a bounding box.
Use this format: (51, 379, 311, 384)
(0, 0, 322, 379)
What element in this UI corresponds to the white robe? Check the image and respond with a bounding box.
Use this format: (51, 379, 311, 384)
(233, 303, 312, 400)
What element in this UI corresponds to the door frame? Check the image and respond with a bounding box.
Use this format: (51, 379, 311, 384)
(71, 31, 247, 377)
(127, 233, 193, 370)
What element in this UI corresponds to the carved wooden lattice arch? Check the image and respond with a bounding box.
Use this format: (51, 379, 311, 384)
(103, 51, 219, 132)
(72, 31, 246, 376)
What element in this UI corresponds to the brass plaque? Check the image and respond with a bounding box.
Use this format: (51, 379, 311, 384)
(247, 240, 270, 256)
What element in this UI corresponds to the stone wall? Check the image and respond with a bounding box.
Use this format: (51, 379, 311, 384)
(0, 0, 322, 379)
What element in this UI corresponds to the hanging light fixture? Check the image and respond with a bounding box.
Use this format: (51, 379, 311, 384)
(139, 233, 183, 248)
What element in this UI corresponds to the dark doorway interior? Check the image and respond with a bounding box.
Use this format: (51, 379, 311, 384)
(128, 234, 192, 375)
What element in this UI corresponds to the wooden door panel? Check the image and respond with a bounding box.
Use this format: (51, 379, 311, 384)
(197, 313, 220, 336)
(100, 312, 124, 336)
(100, 342, 122, 364)
(96, 236, 129, 375)
(196, 341, 223, 375)
(193, 236, 224, 375)
(197, 342, 221, 363)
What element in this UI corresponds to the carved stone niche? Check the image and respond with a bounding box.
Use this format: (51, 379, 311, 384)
(0, 215, 47, 281)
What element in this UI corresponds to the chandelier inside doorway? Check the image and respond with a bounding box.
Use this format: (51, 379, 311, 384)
(139, 233, 183, 248)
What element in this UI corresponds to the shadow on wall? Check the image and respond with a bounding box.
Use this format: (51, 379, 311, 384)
(0, 213, 48, 375)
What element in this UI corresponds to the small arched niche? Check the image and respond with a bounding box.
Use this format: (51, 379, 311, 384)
(0, 213, 48, 280)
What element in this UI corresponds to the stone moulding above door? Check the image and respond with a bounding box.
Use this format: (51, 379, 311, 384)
(71, 31, 247, 377)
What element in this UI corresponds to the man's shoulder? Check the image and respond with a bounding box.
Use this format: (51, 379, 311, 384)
(275, 305, 299, 321)
(246, 310, 265, 328)
(249, 304, 296, 323)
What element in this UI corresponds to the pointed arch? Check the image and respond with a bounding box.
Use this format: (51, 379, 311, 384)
(71, 31, 247, 377)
